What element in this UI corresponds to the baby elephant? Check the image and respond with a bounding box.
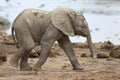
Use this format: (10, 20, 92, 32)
(10, 7, 93, 71)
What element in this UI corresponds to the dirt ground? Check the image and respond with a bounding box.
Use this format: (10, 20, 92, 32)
(0, 32, 120, 80)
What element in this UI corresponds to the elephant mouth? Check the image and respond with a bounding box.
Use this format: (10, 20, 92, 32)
(78, 32, 86, 37)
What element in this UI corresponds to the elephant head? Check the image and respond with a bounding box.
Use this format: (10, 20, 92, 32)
(51, 7, 93, 57)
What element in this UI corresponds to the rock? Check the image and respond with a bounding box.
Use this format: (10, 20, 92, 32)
(49, 50, 60, 58)
(0, 30, 8, 39)
(0, 16, 10, 30)
(0, 32, 15, 45)
(29, 46, 41, 58)
(100, 41, 114, 50)
(29, 46, 61, 58)
(29, 49, 39, 58)
(0, 30, 7, 37)
(110, 46, 120, 58)
(2, 38, 14, 45)
(62, 63, 71, 69)
(33, 46, 41, 55)
(0, 52, 7, 64)
(73, 42, 88, 48)
(81, 53, 89, 57)
(97, 53, 109, 58)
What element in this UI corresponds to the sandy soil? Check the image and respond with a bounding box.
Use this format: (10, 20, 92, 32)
(0, 35, 120, 80)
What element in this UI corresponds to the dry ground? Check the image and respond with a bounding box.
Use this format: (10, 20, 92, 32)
(0, 35, 120, 80)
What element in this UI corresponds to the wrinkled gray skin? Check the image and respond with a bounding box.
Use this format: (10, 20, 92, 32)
(0, 16, 10, 30)
(10, 7, 93, 71)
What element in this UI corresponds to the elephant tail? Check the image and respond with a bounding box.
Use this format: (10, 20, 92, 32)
(11, 26, 19, 48)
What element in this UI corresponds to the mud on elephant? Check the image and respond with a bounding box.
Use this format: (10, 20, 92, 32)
(10, 7, 93, 71)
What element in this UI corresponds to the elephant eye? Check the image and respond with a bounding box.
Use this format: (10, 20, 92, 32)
(81, 24, 85, 28)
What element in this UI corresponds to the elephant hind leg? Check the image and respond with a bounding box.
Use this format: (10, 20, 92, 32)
(9, 47, 23, 68)
(20, 48, 33, 71)
(18, 32, 35, 71)
(10, 26, 35, 71)
(18, 43, 35, 71)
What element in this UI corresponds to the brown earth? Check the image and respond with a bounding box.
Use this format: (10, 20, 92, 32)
(0, 31, 120, 80)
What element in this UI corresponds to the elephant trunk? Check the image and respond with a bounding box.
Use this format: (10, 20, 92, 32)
(86, 33, 94, 58)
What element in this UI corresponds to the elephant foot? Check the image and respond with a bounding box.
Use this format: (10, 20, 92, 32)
(20, 65, 32, 71)
(73, 66, 83, 71)
(9, 56, 19, 68)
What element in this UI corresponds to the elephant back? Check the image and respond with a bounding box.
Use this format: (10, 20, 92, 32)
(23, 9, 48, 27)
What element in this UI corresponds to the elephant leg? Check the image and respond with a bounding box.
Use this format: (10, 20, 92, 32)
(19, 38, 35, 71)
(9, 48, 23, 68)
(10, 47, 34, 71)
(11, 26, 35, 71)
(58, 36, 83, 70)
(20, 49, 33, 71)
(33, 25, 58, 71)
(33, 40, 54, 71)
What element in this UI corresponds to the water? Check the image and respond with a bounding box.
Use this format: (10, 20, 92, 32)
(0, 0, 120, 44)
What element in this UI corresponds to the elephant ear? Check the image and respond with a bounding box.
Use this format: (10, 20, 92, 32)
(51, 8, 75, 36)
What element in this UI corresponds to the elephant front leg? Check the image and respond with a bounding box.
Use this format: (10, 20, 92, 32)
(33, 40, 54, 71)
(58, 36, 83, 70)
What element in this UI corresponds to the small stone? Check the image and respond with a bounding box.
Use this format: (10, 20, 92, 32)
(97, 53, 109, 58)
(0, 52, 7, 64)
(110, 46, 120, 58)
(29, 50, 39, 58)
(81, 53, 88, 57)
(100, 41, 114, 50)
